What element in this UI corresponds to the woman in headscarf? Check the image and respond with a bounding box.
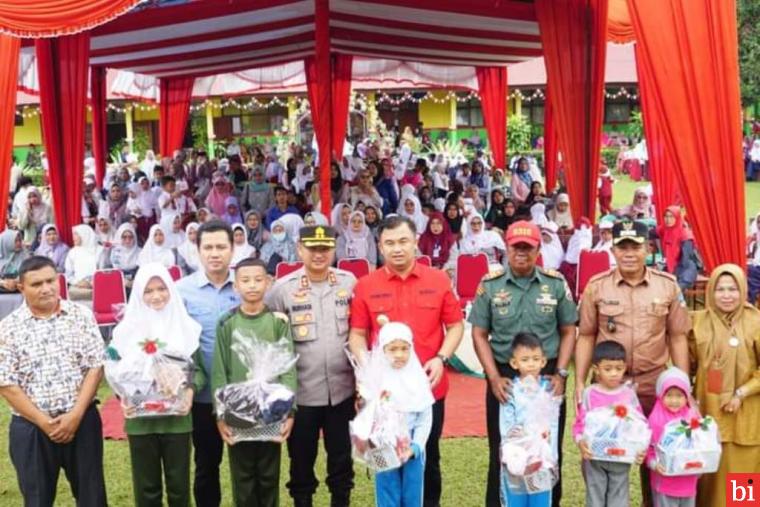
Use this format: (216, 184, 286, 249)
(591, 220, 616, 267)
(16, 186, 53, 246)
(657, 206, 698, 290)
(622, 187, 655, 219)
(547, 193, 574, 230)
(65, 225, 102, 299)
(244, 210, 269, 252)
(417, 212, 456, 268)
(329, 161, 350, 205)
(376, 158, 399, 216)
(35, 224, 69, 273)
(336, 211, 377, 266)
(303, 211, 329, 228)
(176, 222, 200, 276)
(484, 189, 511, 232)
(131, 177, 158, 244)
(331, 203, 352, 236)
(363, 206, 383, 240)
(689, 264, 760, 506)
(349, 169, 384, 211)
(109, 223, 141, 283)
(397, 194, 428, 236)
(259, 219, 297, 272)
(559, 217, 593, 299)
(205, 173, 233, 217)
(444, 201, 467, 239)
(137, 224, 176, 268)
(141, 150, 158, 177)
(240, 165, 274, 216)
(220, 196, 243, 226)
(231, 223, 257, 267)
(458, 214, 506, 266)
(98, 182, 129, 228)
(539, 222, 565, 270)
(0, 230, 30, 292)
(95, 216, 116, 246)
(530, 202, 549, 227)
(490, 168, 508, 198)
(196, 207, 212, 224)
(158, 213, 184, 250)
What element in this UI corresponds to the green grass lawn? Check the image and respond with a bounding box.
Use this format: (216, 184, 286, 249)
(0, 377, 645, 507)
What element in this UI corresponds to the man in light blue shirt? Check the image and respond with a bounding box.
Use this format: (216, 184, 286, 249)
(176, 220, 238, 507)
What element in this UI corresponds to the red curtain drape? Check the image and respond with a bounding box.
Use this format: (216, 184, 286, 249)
(159, 76, 194, 158)
(0, 0, 141, 37)
(90, 66, 107, 187)
(36, 33, 90, 245)
(309, 0, 333, 216)
(633, 44, 679, 214)
(535, 0, 609, 223)
(332, 54, 353, 158)
(607, 0, 635, 43)
(628, 0, 745, 271)
(0, 34, 20, 230)
(475, 67, 508, 170)
(543, 88, 558, 192)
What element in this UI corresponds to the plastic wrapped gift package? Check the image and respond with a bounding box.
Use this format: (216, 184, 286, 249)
(501, 432, 559, 494)
(350, 393, 410, 473)
(582, 404, 652, 464)
(655, 416, 721, 476)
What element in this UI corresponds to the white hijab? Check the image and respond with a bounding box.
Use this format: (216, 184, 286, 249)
(540, 223, 564, 270)
(344, 211, 371, 259)
(751, 140, 760, 163)
(112, 223, 141, 270)
(68, 224, 100, 283)
(159, 213, 185, 249)
(592, 222, 616, 266)
(331, 203, 351, 235)
(564, 223, 592, 264)
(397, 194, 429, 235)
(530, 202, 549, 227)
(177, 222, 201, 272)
(460, 214, 506, 255)
(551, 193, 573, 229)
(138, 224, 175, 267)
(370, 322, 434, 413)
(231, 223, 256, 266)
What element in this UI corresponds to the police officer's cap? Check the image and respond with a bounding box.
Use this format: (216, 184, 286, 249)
(299, 225, 337, 248)
(612, 220, 648, 245)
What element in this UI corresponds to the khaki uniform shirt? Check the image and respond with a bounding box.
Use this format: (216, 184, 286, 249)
(266, 267, 357, 407)
(578, 267, 691, 405)
(468, 267, 578, 365)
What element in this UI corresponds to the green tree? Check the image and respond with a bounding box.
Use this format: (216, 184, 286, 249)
(507, 114, 532, 151)
(739, 0, 760, 107)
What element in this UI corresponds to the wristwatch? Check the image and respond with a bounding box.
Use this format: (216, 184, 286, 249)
(436, 353, 450, 366)
(735, 387, 745, 399)
(557, 368, 570, 379)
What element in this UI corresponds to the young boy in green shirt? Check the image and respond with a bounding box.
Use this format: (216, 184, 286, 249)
(212, 258, 296, 507)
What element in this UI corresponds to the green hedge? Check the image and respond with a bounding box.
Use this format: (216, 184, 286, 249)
(506, 147, 620, 171)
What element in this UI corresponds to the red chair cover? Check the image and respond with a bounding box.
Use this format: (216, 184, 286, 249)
(168, 265, 182, 281)
(456, 253, 489, 307)
(275, 261, 304, 279)
(577, 250, 611, 299)
(92, 270, 126, 325)
(337, 258, 370, 279)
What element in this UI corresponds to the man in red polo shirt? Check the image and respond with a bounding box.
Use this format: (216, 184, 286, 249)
(349, 215, 464, 507)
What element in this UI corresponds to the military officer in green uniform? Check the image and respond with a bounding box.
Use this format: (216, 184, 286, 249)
(265, 225, 357, 507)
(469, 220, 578, 507)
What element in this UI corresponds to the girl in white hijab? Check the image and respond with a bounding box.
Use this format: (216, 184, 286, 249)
(177, 223, 201, 275)
(530, 202, 549, 227)
(159, 213, 185, 249)
(336, 211, 377, 266)
(331, 203, 352, 235)
(65, 224, 102, 299)
(363, 322, 433, 505)
(563, 218, 593, 264)
(110, 223, 141, 276)
(540, 222, 565, 270)
(397, 194, 429, 236)
(458, 214, 506, 265)
(548, 193, 573, 230)
(105, 262, 201, 507)
(304, 211, 329, 227)
(231, 223, 257, 267)
(591, 220, 616, 267)
(138, 224, 175, 268)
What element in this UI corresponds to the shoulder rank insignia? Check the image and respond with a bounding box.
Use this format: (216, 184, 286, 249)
(483, 268, 504, 281)
(541, 268, 562, 279)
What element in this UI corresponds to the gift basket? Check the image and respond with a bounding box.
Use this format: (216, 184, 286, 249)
(655, 416, 721, 476)
(500, 377, 561, 495)
(582, 401, 651, 464)
(105, 339, 195, 418)
(348, 352, 411, 473)
(214, 334, 298, 443)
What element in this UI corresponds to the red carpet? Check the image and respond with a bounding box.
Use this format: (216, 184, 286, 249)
(442, 371, 486, 438)
(101, 396, 126, 441)
(100, 373, 487, 441)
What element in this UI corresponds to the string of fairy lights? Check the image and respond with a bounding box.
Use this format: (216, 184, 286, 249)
(16, 86, 640, 119)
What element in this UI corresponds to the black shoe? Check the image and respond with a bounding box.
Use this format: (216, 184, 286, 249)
(330, 493, 350, 507)
(293, 496, 312, 507)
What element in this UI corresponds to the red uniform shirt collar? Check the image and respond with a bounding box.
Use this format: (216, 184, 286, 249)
(383, 261, 423, 281)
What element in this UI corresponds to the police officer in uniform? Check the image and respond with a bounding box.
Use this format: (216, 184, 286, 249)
(576, 219, 690, 507)
(265, 226, 357, 507)
(469, 221, 578, 507)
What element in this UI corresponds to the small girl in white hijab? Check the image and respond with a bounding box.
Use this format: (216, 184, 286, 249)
(336, 211, 377, 267)
(160, 213, 185, 250)
(177, 223, 201, 275)
(138, 224, 176, 268)
(65, 224, 103, 300)
(397, 195, 429, 236)
(365, 322, 434, 507)
(539, 222, 565, 270)
(231, 223, 257, 267)
(105, 263, 202, 507)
